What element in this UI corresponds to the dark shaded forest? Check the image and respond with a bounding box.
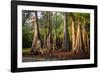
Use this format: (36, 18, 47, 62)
(22, 10, 90, 62)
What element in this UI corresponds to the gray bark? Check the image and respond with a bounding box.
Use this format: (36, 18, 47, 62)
(63, 13, 70, 51)
(31, 11, 41, 51)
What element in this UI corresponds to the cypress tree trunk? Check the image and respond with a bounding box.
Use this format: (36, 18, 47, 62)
(46, 12, 53, 50)
(82, 20, 89, 52)
(74, 21, 84, 53)
(70, 16, 76, 52)
(43, 12, 47, 48)
(31, 11, 41, 53)
(63, 13, 70, 51)
(53, 12, 57, 50)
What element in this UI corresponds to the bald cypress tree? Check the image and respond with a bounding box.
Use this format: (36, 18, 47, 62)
(74, 20, 84, 53)
(31, 11, 41, 53)
(70, 15, 76, 52)
(63, 13, 70, 51)
(46, 12, 53, 50)
(82, 20, 89, 52)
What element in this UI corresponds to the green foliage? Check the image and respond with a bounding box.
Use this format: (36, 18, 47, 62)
(22, 27, 34, 48)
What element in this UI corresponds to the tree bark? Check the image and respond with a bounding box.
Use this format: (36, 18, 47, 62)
(46, 12, 53, 50)
(63, 13, 70, 51)
(70, 16, 76, 52)
(82, 20, 89, 52)
(53, 12, 57, 50)
(74, 21, 84, 53)
(41, 12, 47, 48)
(31, 11, 41, 52)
